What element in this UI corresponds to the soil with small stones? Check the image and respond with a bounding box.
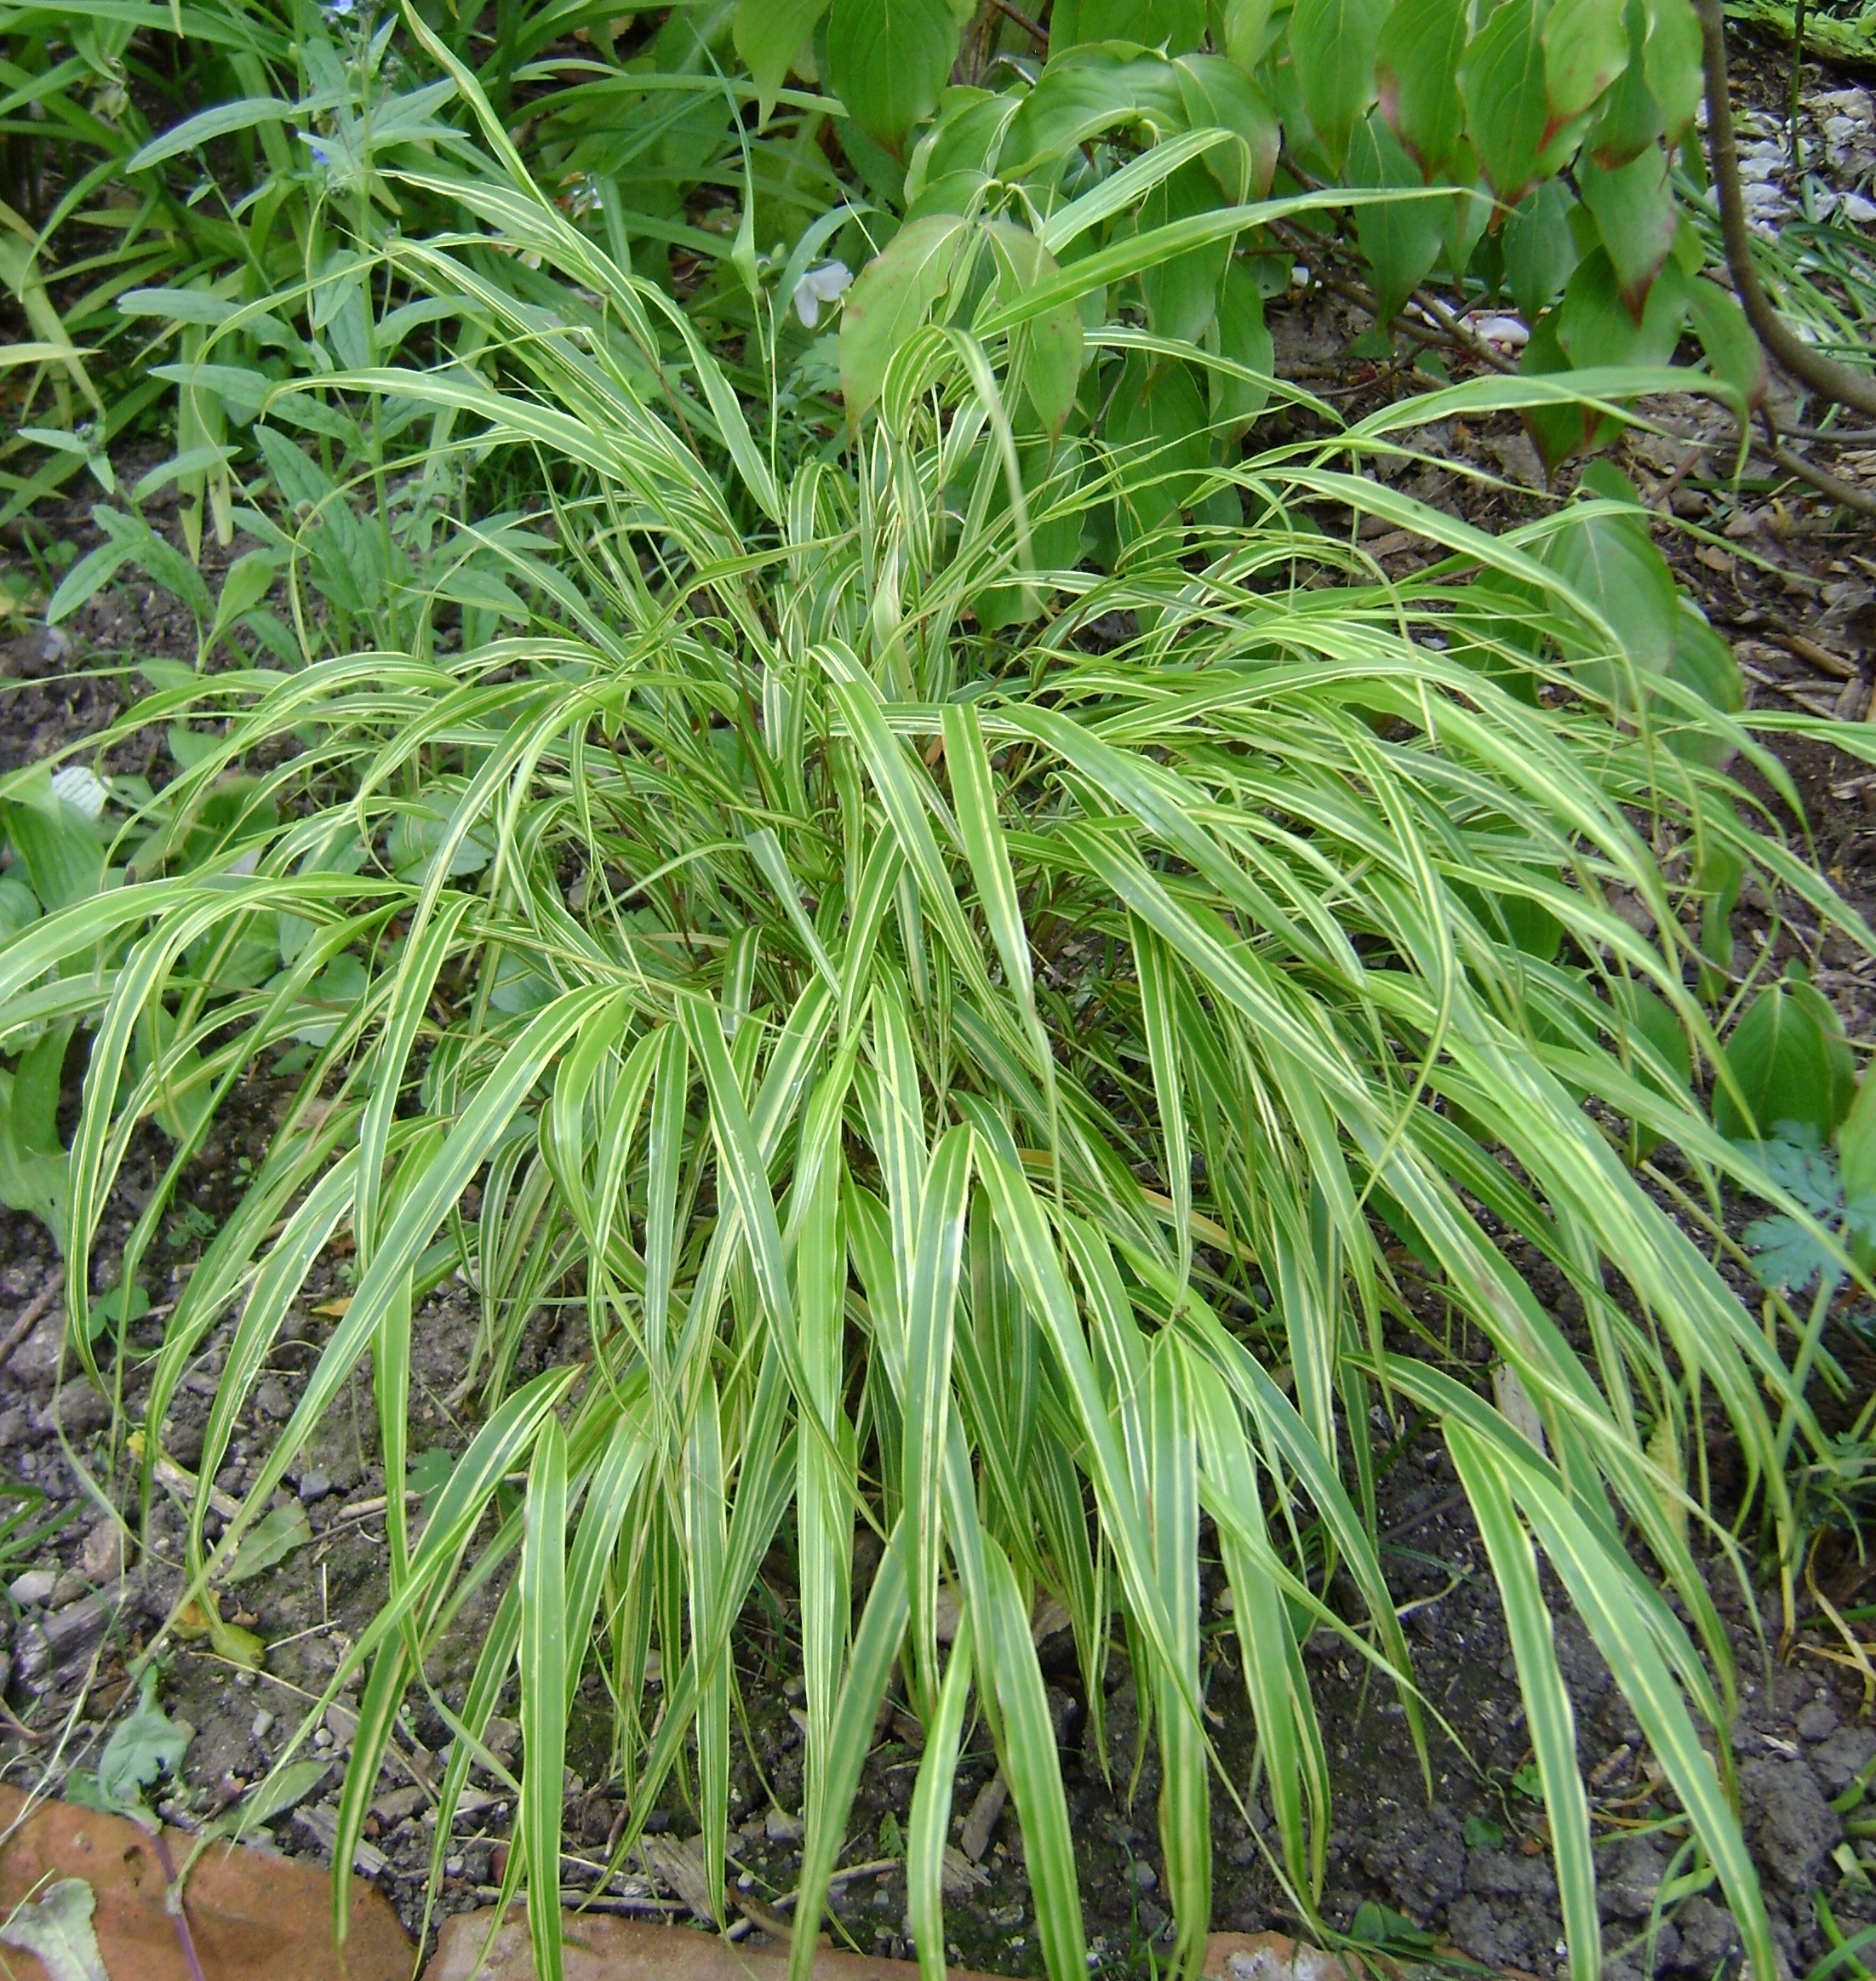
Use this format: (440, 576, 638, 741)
(3, 34, 1876, 1980)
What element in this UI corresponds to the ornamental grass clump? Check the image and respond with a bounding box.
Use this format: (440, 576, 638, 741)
(1, 47, 1863, 1981)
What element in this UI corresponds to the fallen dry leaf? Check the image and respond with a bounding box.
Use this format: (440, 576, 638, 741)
(0, 1786, 409, 1981)
(421, 1912, 1347, 1981)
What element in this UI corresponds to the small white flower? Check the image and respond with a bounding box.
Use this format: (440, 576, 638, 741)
(792, 261, 852, 329)
(49, 765, 108, 820)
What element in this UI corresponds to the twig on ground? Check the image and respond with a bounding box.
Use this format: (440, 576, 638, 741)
(1406, 289, 1519, 375)
(1739, 659, 1843, 716)
(1771, 632, 1859, 679)
(1697, 0, 1876, 418)
(1759, 412, 1876, 517)
(0, 1267, 64, 1381)
(1777, 421, 1876, 445)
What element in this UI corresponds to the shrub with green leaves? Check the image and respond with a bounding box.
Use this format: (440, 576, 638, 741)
(8, 0, 1771, 537)
(737, 0, 1766, 472)
(4, 37, 1873, 1978)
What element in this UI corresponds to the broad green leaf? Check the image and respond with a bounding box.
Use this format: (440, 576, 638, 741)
(1445, 173, 1496, 279)
(1104, 351, 1209, 538)
(1050, 0, 1206, 49)
(1662, 601, 1743, 766)
(985, 223, 1084, 434)
(1376, 0, 1472, 178)
(1542, 496, 1678, 693)
(1717, 970, 1856, 1145)
(0, 785, 105, 913)
(1541, 0, 1630, 125)
(1174, 54, 1280, 199)
(127, 96, 297, 171)
(1686, 276, 1766, 411)
(1838, 1071, 1876, 1203)
(1139, 158, 1233, 344)
(1556, 247, 1687, 373)
(0, 1077, 67, 1237)
(1580, 142, 1676, 312)
(840, 214, 969, 423)
(0, 876, 37, 942)
(1519, 309, 1587, 468)
(1503, 182, 1582, 323)
(1224, 0, 1277, 62)
(905, 89, 1017, 213)
(826, 0, 960, 153)
(5, 1020, 66, 1156)
(1460, 0, 1573, 204)
(1611, 978, 1692, 1097)
(1585, 0, 1667, 163)
(1000, 47, 1187, 173)
(94, 1669, 191, 1818)
(1642, 0, 1704, 140)
(735, 0, 830, 119)
(1213, 261, 1273, 436)
(208, 552, 277, 649)
(1347, 112, 1446, 324)
(1289, 0, 1388, 168)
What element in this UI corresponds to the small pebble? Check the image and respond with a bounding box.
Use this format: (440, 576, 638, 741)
(251, 1711, 275, 1741)
(253, 1378, 292, 1421)
(445, 1855, 464, 1877)
(764, 1806, 804, 1845)
(81, 1524, 123, 1584)
(1128, 1861, 1158, 1892)
(313, 1727, 334, 1749)
(1797, 1700, 1839, 1742)
(49, 1570, 90, 1609)
(7, 1571, 54, 1607)
(298, 1469, 332, 1503)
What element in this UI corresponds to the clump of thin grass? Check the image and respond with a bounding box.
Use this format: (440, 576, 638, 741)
(3, 71, 1866, 1981)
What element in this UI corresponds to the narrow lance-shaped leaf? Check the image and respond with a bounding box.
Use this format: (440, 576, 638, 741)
(907, 1613, 975, 1981)
(901, 1125, 972, 1712)
(520, 1415, 569, 1981)
(790, 1526, 909, 1981)
(1445, 1423, 1599, 1981)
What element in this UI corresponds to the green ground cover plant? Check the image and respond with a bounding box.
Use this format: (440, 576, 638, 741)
(4, 4, 1876, 1981)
